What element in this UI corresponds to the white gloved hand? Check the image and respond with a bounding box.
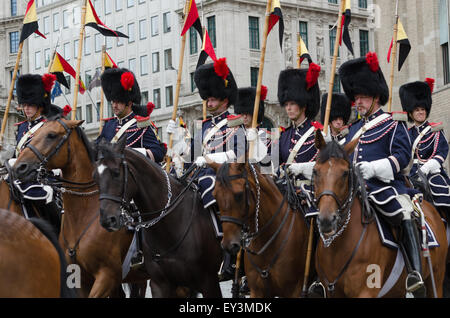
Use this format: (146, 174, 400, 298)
(419, 159, 441, 176)
(166, 119, 178, 135)
(195, 156, 207, 168)
(246, 128, 258, 142)
(287, 162, 316, 179)
(358, 158, 394, 183)
(205, 150, 236, 164)
(321, 131, 333, 143)
(358, 161, 376, 180)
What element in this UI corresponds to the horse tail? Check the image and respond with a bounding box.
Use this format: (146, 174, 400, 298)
(29, 218, 78, 298)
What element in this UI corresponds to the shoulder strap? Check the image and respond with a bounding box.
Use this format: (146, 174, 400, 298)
(15, 122, 44, 157)
(350, 113, 391, 142)
(403, 125, 432, 175)
(286, 126, 315, 164)
(111, 118, 137, 144)
(202, 117, 228, 148)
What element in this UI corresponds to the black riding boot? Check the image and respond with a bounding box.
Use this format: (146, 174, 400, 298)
(218, 250, 236, 282)
(401, 219, 426, 298)
(36, 200, 61, 236)
(130, 229, 144, 268)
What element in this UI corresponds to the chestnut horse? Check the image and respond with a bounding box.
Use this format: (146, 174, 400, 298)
(12, 117, 149, 297)
(209, 160, 310, 297)
(313, 131, 448, 297)
(0, 208, 76, 297)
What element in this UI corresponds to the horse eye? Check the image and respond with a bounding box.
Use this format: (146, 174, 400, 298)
(47, 133, 58, 139)
(111, 169, 120, 178)
(234, 192, 244, 202)
(343, 171, 349, 177)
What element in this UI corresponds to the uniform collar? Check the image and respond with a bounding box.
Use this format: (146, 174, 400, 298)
(365, 108, 384, 123)
(293, 117, 309, 130)
(414, 121, 429, 132)
(28, 115, 44, 126)
(211, 110, 229, 125)
(117, 111, 135, 124)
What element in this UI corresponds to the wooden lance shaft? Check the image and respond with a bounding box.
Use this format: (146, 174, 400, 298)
(297, 33, 302, 69)
(72, 1, 87, 120)
(99, 45, 106, 135)
(165, 0, 190, 173)
(202, 28, 208, 121)
(387, 16, 399, 113)
(0, 41, 24, 146)
(323, 0, 346, 136)
(249, 0, 273, 159)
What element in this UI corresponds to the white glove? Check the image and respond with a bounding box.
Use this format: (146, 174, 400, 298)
(419, 159, 441, 176)
(166, 119, 178, 135)
(249, 130, 268, 163)
(246, 128, 258, 142)
(205, 150, 236, 164)
(321, 131, 333, 143)
(287, 162, 316, 179)
(358, 158, 394, 183)
(195, 156, 207, 168)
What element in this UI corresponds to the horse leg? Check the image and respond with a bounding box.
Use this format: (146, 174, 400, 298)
(129, 281, 148, 298)
(88, 270, 121, 298)
(149, 279, 177, 298)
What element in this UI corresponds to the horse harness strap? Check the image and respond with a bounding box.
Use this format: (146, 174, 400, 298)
(316, 223, 368, 296)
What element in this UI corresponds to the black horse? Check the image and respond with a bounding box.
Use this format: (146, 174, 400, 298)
(94, 137, 223, 297)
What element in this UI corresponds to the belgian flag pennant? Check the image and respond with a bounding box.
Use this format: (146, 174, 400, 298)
(20, 0, 46, 43)
(340, 0, 354, 55)
(196, 28, 218, 69)
(86, 0, 128, 38)
(181, 0, 203, 38)
(49, 52, 86, 94)
(268, 0, 284, 51)
(298, 34, 312, 66)
(387, 19, 411, 71)
(104, 52, 118, 69)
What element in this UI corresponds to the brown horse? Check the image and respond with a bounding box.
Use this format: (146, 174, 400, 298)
(12, 117, 149, 297)
(0, 208, 76, 297)
(313, 131, 448, 298)
(0, 179, 22, 215)
(209, 160, 310, 297)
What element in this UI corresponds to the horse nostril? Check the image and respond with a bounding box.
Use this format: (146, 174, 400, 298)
(16, 162, 29, 174)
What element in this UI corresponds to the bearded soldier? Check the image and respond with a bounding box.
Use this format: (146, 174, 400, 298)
(399, 78, 450, 215)
(320, 93, 352, 142)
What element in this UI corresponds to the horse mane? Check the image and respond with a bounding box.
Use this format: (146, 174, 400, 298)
(316, 140, 349, 164)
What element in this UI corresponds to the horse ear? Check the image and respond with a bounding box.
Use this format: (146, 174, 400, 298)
(343, 137, 359, 156)
(74, 120, 84, 127)
(315, 130, 326, 150)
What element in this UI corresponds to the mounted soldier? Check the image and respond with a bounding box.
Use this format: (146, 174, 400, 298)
(337, 52, 426, 297)
(10, 73, 63, 234)
(167, 58, 246, 281)
(320, 93, 352, 142)
(399, 78, 450, 217)
(97, 67, 167, 267)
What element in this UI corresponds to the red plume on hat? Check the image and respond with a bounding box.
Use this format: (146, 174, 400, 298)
(120, 72, 135, 92)
(42, 73, 57, 93)
(306, 63, 321, 90)
(147, 102, 155, 117)
(425, 78, 435, 93)
(260, 85, 268, 101)
(63, 105, 72, 117)
(214, 58, 230, 87)
(366, 52, 380, 73)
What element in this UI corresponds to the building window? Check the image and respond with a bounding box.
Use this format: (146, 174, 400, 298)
(190, 72, 196, 92)
(165, 86, 173, 107)
(127, 0, 134, 7)
(84, 36, 91, 55)
(95, 34, 102, 53)
(299, 21, 308, 48)
(152, 52, 160, 73)
(151, 15, 159, 37)
(128, 58, 136, 73)
(117, 26, 124, 46)
(251, 67, 259, 87)
(139, 19, 147, 40)
(333, 74, 341, 93)
(140, 55, 148, 76)
(207, 16, 216, 48)
(359, 0, 368, 9)
(76, 106, 82, 121)
(64, 42, 71, 60)
(63, 10, 70, 28)
(9, 32, 19, 54)
(153, 88, 161, 109)
(96, 102, 101, 121)
(116, 0, 123, 11)
(43, 16, 50, 35)
(117, 61, 125, 68)
(163, 12, 171, 33)
(106, 36, 113, 49)
(329, 25, 340, 57)
(249, 17, 260, 50)
(11, 0, 17, 16)
(73, 7, 81, 25)
(105, 0, 112, 14)
(53, 13, 59, 32)
(359, 30, 369, 57)
(85, 71, 92, 88)
(65, 76, 71, 94)
(164, 49, 172, 70)
(35, 51, 41, 69)
(328, 0, 338, 3)
(74, 40, 79, 59)
(443, 43, 450, 85)
(128, 23, 135, 43)
(190, 27, 198, 54)
(86, 104, 93, 124)
(141, 91, 148, 105)
(44, 48, 51, 67)
(10, 69, 20, 96)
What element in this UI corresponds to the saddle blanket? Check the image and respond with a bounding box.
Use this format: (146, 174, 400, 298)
(374, 213, 440, 249)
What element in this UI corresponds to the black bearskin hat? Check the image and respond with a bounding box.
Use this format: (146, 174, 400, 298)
(101, 68, 141, 105)
(277, 63, 321, 119)
(320, 93, 352, 125)
(194, 58, 238, 106)
(399, 78, 434, 121)
(17, 73, 57, 116)
(234, 86, 267, 124)
(339, 52, 389, 106)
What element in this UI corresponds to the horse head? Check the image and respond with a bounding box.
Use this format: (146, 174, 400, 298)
(210, 158, 258, 256)
(14, 117, 85, 182)
(93, 136, 129, 232)
(313, 130, 359, 237)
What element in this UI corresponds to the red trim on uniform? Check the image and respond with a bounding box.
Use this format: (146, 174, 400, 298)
(101, 117, 114, 121)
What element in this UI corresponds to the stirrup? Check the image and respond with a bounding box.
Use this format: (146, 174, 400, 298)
(405, 271, 426, 298)
(130, 251, 144, 268)
(307, 281, 327, 298)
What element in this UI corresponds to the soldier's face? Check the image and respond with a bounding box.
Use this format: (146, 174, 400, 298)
(207, 97, 228, 115)
(242, 114, 253, 128)
(284, 101, 305, 122)
(354, 95, 379, 116)
(112, 100, 131, 118)
(22, 104, 39, 120)
(331, 117, 344, 131)
(412, 107, 427, 124)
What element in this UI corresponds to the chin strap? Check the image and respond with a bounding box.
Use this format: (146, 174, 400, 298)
(364, 98, 377, 119)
